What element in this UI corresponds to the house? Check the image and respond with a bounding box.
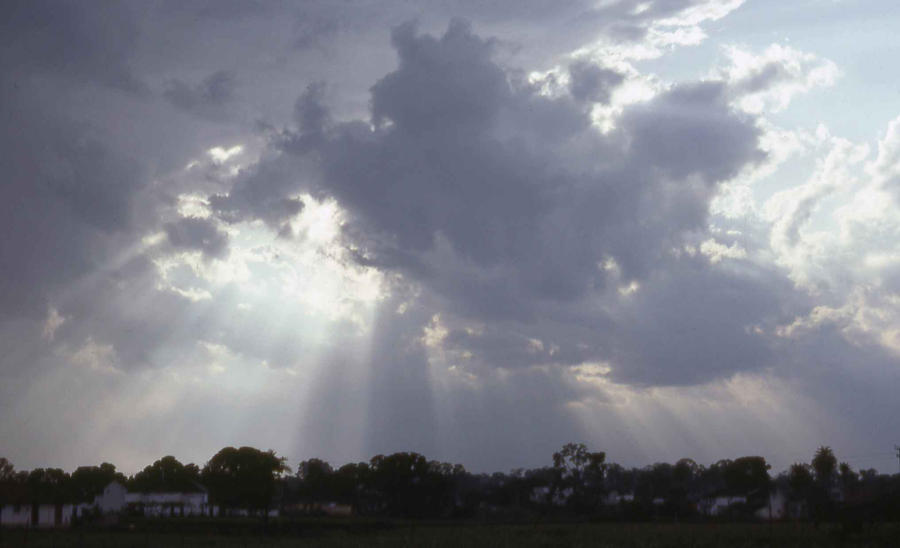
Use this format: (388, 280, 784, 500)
(755, 488, 789, 520)
(125, 489, 210, 517)
(528, 485, 571, 506)
(93, 480, 128, 514)
(73, 481, 211, 518)
(698, 495, 747, 516)
(1, 480, 75, 528)
(0, 503, 75, 528)
(602, 491, 635, 505)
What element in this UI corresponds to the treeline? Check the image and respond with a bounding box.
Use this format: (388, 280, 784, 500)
(2, 444, 899, 522)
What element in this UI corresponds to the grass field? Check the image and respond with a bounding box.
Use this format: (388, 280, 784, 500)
(2, 521, 900, 548)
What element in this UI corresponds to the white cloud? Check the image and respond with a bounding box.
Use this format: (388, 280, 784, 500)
(700, 238, 747, 263)
(720, 44, 839, 114)
(42, 307, 65, 341)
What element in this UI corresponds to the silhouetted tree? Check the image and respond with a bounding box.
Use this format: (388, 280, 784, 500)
(812, 447, 837, 491)
(332, 462, 370, 512)
(130, 455, 201, 493)
(0, 459, 27, 528)
(71, 462, 126, 503)
(789, 463, 814, 518)
(807, 446, 838, 522)
(838, 461, 858, 495)
(202, 447, 289, 519)
(360, 452, 465, 518)
(552, 443, 606, 513)
(0, 458, 14, 481)
(296, 458, 334, 512)
(723, 457, 770, 497)
(671, 458, 703, 515)
(26, 468, 71, 505)
(366, 452, 430, 517)
(4, 444, 898, 526)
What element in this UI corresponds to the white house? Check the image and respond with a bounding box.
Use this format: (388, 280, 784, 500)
(755, 489, 788, 520)
(73, 481, 210, 518)
(125, 490, 209, 517)
(602, 491, 635, 505)
(528, 485, 572, 506)
(698, 495, 747, 516)
(94, 481, 128, 514)
(0, 503, 75, 528)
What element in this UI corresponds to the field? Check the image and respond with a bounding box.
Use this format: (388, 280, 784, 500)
(2, 520, 900, 548)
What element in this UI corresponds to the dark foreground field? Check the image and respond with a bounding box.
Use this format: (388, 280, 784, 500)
(3, 520, 900, 548)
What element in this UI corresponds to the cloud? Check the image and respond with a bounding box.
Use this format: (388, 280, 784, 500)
(164, 71, 237, 118)
(164, 216, 230, 259)
(4, 0, 900, 477)
(0, 0, 145, 91)
(871, 116, 900, 199)
(568, 61, 626, 103)
(0, 88, 148, 320)
(206, 20, 771, 390)
(208, 154, 305, 234)
(719, 44, 839, 114)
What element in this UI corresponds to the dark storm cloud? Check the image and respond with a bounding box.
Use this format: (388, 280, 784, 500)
(0, 88, 147, 319)
(207, 20, 771, 385)
(293, 12, 341, 50)
(622, 82, 763, 183)
(371, 20, 508, 134)
(163, 70, 237, 118)
(10, 0, 898, 477)
(568, 61, 625, 103)
(602, 257, 787, 386)
(156, 0, 271, 21)
(164, 217, 229, 259)
(0, 0, 144, 91)
(208, 154, 305, 233)
(0, 1, 763, 390)
(0, 0, 156, 321)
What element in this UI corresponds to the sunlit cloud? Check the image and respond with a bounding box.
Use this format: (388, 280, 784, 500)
(2, 0, 900, 477)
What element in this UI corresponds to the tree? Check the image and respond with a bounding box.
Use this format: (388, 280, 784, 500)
(331, 462, 369, 512)
(130, 456, 201, 493)
(0, 458, 14, 481)
(26, 468, 71, 504)
(723, 457, 771, 498)
(671, 458, 702, 514)
(71, 462, 126, 503)
(602, 461, 634, 506)
(812, 446, 837, 490)
(839, 462, 858, 494)
(366, 452, 431, 517)
(0, 458, 26, 526)
(810, 446, 838, 522)
(203, 447, 290, 518)
(296, 458, 334, 512)
(788, 463, 814, 519)
(551, 443, 606, 513)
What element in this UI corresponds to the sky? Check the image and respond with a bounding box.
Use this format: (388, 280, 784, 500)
(2, 0, 900, 476)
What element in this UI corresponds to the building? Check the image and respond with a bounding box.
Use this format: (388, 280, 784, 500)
(125, 489, 210, 517)
(698, 495, 747, 516)
(0, 503, 75, 528)
(83, 481, 211, 517)
(93, 481, 128, 514)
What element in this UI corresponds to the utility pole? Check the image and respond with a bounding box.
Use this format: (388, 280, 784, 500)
(895, 446, 900, 474)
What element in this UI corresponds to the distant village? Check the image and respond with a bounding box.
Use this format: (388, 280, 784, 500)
(2, 444, 899, 528)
